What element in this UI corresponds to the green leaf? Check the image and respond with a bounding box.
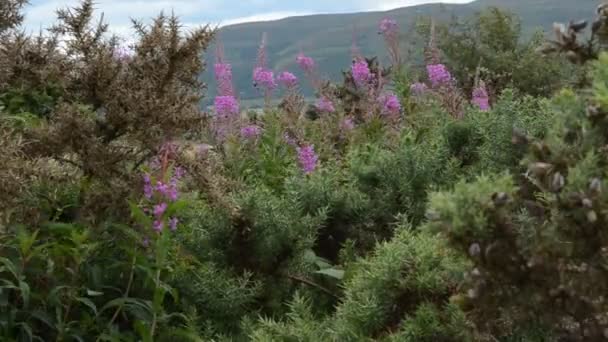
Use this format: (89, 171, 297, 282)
(86, 289, 104, 297)
(314, 268, 345, 280)
(129, 201, 152, 227)
(19, 280, 30, 308)
(0, 257, 19, 280)
(75, 297, 97, 315)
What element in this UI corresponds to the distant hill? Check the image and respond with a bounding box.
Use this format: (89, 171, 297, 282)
(204, 0, 600, 104)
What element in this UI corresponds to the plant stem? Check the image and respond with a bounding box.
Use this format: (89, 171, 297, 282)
(149, 268, 162, 339)
(97, 255, 136, 341)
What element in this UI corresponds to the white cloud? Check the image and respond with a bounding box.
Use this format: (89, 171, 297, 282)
(218, 11, 314, 27)
(360, 0, 474, 11)
(23, 0, 215, 35)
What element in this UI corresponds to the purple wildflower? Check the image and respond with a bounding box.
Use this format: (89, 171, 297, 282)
(153, 220, 164, 232)
(427, 64, 452, 87)
(296, 53, 315, 73)
(154, 202, 168, 218)
(215, 62, 234, 96)
(169, 217, 179, 231)
(278, 71, 298, 88)
(253, 67, 277, 91)
(214, 95, 239, 117)
(379, 93, 401, 117)
(316, 96, 335, 113)
(297, 145, 318, 174)
(472, 84, 490, 111)
(155, 181, 169, 197)
(143, 174, 153, 199)
(352, 59, 372, 87)
(283, 132, 297, 146)
(174, 166, 186, 180)
(240, 125, 263, 139)
(113, 46, 133, 62)
(341, 117, 355, 131)
(379, 18, 399, 36)
(410, 82, 428, 96)
(167, 184, 179, 201)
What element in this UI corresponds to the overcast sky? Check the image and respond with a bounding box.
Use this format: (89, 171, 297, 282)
(23, 0, 474, 36)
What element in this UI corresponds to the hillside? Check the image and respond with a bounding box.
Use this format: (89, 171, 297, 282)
(206, 0, 598, 103)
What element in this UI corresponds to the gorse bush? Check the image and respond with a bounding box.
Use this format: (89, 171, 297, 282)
(1, 0, 606, 340)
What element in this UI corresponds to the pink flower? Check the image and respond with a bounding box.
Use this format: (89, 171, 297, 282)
(253, 67, 277, 91)
(153, 220, 164, 232)
(410, 82, 428, 96)
(379, 93, 401, 117)
(214, 95, 240, 117)
(278, 71, 298, 88)
(316, 96, 335, 113)
(341, 117, 355, 131)
(352, 59, 372, 87)
(169, 217, 179, 231)
(113, 46, 133, 62)
(154, 202, 168, 218)
(427, 64, 452, 88)
(297, 145, 318, 174)
(296, 53, 315, 73)
(215, 62, 234, 96)
(143, 174, 153, 199)
(379, 18, 399, 36)
(240, 125, 263, 139)
(472, 84, 490, 111)
(284, 132, 297, 146)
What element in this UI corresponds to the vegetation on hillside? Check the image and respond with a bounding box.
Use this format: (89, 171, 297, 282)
(1, 0, 608, 341)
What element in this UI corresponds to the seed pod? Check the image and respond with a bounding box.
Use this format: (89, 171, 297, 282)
(590, 178, 602, 194)
(529, 162, 553, 177)
(492, 192, 509, 206)
(469, 243, 481, 258)
(587, 210, 598, 223)
(582, 198, 593, 208)
(552, 172, 565, 191)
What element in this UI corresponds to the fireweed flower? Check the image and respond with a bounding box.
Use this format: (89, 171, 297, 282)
(153, 220, 164, 232)
(113, 46, 133, 62)
(143, 174, 153, 199)
(214, 62, 234, 96)
(297, 144, 318, 174)
(426, 64, 452, 88)
(341, 117, 355, 131)
(169, 217, 179, 231)
(352, 59, 372, 87)
(278, 71, 298, 88)
(253, 67, 277, 91)
(240, 125, 263, 139)
(410, 82, 428, 96)
(379, 93, 401, 117)
(214, 95, 239, 118)
(472, 83, 490, 111)
(379, 18, 399, 36)
(283, 132, 297, 146)
(154, 202, 168, 218)
(316, 96, 335, 113)
(379, 18, 401, 65)
(296, 53, 315, 73)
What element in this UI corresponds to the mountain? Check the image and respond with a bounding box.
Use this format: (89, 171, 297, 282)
(205, 0, 599, 104)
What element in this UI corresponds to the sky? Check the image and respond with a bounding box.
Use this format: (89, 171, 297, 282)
(23, 0, 473, 36)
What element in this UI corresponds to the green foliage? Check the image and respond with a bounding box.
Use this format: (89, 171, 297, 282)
(419, 7, 573, 99)
(428, 52, 608, 341)
(1, 0, 604, 340)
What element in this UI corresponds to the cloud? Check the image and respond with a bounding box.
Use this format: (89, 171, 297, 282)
(359, 0, 475, 11)
(23, 0, 215, 34)
(218, 11, 314, 27)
